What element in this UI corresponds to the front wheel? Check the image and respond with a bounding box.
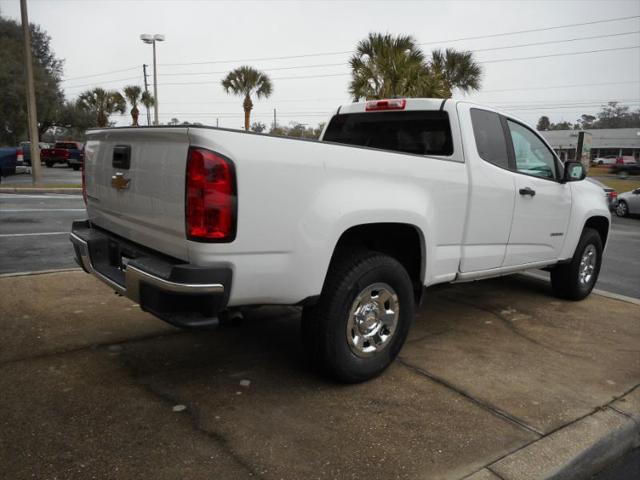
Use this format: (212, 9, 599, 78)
(302, 251, 415, 383)
(550, 228, 602, 300)
(45, 161, 53, 168)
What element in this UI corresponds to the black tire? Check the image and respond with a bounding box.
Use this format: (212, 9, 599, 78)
(72, 165, 80, 171)
(302, 250, 415, 383)
(615, 200, 629, 217)
(551, 228, 602, 301)
(45, 161, 53, 168)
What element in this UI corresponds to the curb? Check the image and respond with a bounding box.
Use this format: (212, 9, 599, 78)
(0, 187, 81, 194)
(466, 386, 640, 480)
(592, 288, 640, 307)
(520, 272, 640, 306)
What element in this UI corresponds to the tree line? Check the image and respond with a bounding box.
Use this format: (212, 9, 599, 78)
(536, 102, 640, 131)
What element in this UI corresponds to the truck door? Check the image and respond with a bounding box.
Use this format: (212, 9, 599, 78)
(457, 105, 516, 272)
(502, 119, 571, 266)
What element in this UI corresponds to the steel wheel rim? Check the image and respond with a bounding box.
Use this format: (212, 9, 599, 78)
(346, 282, 399, 358)
(616, 202, 627, 216)
(578, 244, 597, 286)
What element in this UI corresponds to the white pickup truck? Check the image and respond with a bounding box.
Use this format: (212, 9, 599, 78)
(70, 98, 610, 382)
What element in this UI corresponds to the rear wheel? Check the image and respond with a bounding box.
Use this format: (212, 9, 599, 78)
(302, 250, 414, 383)
(45, 161, 53, 168)
(616, 200, 629, 217)
(72, 165, 80, 171)
(551, 228, 602, 300)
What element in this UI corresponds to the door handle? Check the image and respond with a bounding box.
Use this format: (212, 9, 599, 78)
(519, 187, 536, 197)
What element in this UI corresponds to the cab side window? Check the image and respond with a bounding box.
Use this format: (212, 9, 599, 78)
(470, 108, 509, 169)
(506, 120, 557, 180)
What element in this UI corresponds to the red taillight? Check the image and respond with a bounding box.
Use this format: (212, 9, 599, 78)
(186, 147, 236, 242)
(610, 191, 618, 200)
(365, 98, 406, 111)
(16, 149, 24, 163)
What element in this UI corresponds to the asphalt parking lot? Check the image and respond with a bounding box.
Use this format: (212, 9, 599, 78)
(0, 270, 638, 480)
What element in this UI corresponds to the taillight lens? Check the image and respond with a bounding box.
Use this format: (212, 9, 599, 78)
(365, 98, 406, 111)
(186, 147, 237, 242)
(610, 191, 617, 200)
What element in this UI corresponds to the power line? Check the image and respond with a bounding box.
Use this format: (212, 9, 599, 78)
(154, 45, 640, 86)
(470, 30, 640, 53)
(64, 75, 140, 89)
(482, 80, 640, 93)
(57, 15, 640, 82)
(480, 45, 640, 64)
(157, 14, 640, 67)
(147, 31, 639, 80)
(62, 66, 139, 82)
(417, 15, 640, 46)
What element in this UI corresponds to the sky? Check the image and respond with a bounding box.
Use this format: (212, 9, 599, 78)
(1, 0, 639, 129)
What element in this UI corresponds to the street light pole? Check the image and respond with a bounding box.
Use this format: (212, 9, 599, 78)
(140, 34, 164, 125)
(152, 40, 158, 125)
(20, 0, 41, 185)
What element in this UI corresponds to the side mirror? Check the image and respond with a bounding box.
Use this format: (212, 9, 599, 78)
(563, 161, 586, 183)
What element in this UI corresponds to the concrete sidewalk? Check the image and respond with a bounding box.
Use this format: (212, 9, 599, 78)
(0, 272, 638, 479)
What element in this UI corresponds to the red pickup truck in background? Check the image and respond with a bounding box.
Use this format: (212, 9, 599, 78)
(41, 141, 84, 170)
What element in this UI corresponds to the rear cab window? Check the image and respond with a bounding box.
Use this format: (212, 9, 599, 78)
(323, 110, 454, 156)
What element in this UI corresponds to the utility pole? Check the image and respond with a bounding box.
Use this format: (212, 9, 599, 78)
(142, 64, 151, 126)
(216, 118, 219, 128)
(20, 0, 41, 185)
(273, 108, 277, 131)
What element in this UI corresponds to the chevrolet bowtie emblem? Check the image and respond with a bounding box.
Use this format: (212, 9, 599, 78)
(111, 173, 130, 190)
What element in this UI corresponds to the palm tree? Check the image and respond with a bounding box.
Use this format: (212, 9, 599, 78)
(348, 33, 482, 100)
(123, 85, 142, 126)
(221, 66, 273, 131)
(78, 88, 126, 127)
(429, 48, 482, 97)
(349, 33, 428, 101)
(140, 91, 155, 125)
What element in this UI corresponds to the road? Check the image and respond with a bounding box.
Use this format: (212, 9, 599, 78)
(2, 164, 81, 186)
(0, 193, 83, 273)
(1, 193, 638, 298)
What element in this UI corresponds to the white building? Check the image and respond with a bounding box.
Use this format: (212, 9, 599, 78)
(540, 128, 640, 162)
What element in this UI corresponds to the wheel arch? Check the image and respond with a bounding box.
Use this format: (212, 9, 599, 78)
(584, 215, 609, 249)
(326, 222, 426, 301)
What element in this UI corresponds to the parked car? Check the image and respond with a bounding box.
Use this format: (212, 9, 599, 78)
(18, 141, 51, 166)
(70, 98, 610, 382)
(0, 147, 18, 176)
(592, 155, 617, 166)
(609, 161, 640, 178)
(614, 188, 640, 217)
(41, 141, 84, 169)
(615, 155, 638, 165)
(586, 177, 617, 209)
